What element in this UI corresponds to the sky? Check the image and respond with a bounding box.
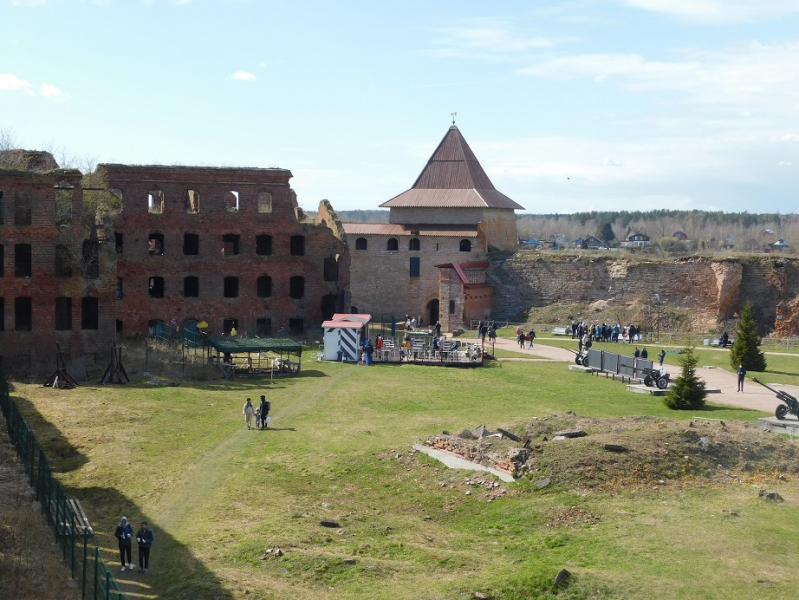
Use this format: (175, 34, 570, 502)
(2, 0, 799, 214)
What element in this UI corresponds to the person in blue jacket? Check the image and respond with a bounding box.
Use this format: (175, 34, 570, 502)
(136, 521, 154, 573)
(115, 516, 133, 571)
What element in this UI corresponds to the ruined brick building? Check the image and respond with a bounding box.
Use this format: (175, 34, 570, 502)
(343, 125, 524, 330)
(1, 159, 349, 376)
(0, 165, 116, 375)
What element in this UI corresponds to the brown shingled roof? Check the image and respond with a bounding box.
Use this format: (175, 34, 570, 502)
(380, 126, 524, 210)
(342, 223, 479, 237)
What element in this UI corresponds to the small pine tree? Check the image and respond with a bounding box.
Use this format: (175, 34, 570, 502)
(730, 302, 767, 372)
(663, 347, 707, 410)
(597, 221, 616, 243)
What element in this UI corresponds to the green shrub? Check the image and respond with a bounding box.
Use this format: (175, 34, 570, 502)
(730, 302, 767, 372)
(664, 347, 707, 410)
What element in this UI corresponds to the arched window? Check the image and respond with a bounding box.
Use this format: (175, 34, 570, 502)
(355, 237, 367, 250)
(386, 238, 399, 251)
(459, 239, 472, 252)
(409, 238, 420, 251)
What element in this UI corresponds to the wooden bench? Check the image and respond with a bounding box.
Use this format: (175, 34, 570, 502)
(50, 499, 94, 537)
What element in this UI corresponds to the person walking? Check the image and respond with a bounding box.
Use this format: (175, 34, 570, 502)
(737, 364, 746, 392)
(242, 398, 255, 430)
(115, 516, 133, 571)
(364, 338, 374, 366)
(658, 349, 666, 366)
(527, 329, 536, 349)
(259, 395, 271, 429)
(136, 521, 154, 573)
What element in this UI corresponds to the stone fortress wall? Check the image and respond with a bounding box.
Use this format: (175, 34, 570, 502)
(489, 253, 799, 334)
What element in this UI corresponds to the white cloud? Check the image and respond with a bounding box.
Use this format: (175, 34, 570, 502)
(230, 71, 256, 81)
(428, 19, 572, 60)
(0, 73, 34, 93)
(616, 0, 799, 24)
(41, 83, 68, 100)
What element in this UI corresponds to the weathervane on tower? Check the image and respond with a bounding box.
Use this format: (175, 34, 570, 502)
(451, 112, 457, 125)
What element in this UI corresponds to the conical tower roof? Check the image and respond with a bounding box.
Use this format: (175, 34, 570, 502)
(380, 126, 524, 210)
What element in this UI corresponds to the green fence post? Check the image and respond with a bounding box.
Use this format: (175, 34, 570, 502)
(82, 529, 89, 599)
(94, 547, 100, 600)
(105, 571, 110, 600)
(70, 513, 76, 579)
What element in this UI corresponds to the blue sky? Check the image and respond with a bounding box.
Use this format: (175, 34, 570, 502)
(2, 0, 799, 214)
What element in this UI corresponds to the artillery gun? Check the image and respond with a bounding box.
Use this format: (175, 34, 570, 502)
(752, 378, 799, 420)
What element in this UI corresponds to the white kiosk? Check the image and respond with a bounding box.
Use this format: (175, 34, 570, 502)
(322, 313, 372, 362)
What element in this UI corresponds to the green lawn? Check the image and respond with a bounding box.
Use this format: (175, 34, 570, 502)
(11, 350, 799, 599)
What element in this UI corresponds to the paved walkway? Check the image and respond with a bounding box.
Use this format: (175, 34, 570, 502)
(490, 336, 797, 415)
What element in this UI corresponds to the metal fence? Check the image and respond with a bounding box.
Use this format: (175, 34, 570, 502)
(0, 373, 131, 600)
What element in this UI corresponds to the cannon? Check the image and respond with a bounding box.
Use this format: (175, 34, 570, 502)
(640, 366, 670, 390)
(752, 378, 799, 420)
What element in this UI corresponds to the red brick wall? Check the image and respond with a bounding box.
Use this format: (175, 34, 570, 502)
(0, 169, 116, 375)
(103, 165, 348, 338)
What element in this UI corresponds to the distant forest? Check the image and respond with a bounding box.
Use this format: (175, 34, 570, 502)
(327, 209, 797, 251)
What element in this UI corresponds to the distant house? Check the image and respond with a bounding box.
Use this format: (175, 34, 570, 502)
(762, 228, 775, 238)
(722, 234, 736, 249)
(585, 235, 604, 249)
(621, 232, 651, 248)
(550, 233, 568, 247)
(570, 237, 584, 248)
(672, 231, 688, 241)
(520, 237, 542, 249)
(773, 239, 791, 251)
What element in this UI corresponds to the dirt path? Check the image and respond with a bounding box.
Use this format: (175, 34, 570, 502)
(491, 336, 797, 415)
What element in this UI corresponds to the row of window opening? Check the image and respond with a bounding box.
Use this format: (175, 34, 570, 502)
(0, 297, 98, 332)
(0, 242, 99, 279)
(0, 187, 74, 228)
(147, 190, 273, 215)
(134, 275, 305, 300)
(355, 237, 472, 252)
(127, 233, 304, 257)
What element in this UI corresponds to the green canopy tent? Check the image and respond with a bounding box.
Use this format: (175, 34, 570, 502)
(206, 337, 302, 379)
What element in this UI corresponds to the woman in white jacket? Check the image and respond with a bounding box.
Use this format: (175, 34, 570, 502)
(242, 398, 255, 429)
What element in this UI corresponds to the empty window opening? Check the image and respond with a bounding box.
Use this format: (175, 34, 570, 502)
(0, 245, 3, 277)
(15, 297, 32, 331)
(223, 318, 239, 336)
(148, 190, 164, 214)
(409, 256, 420, 278)
(409, 238, 420, 251)
(116, 277, 123, 300)
(224, 276, 239, 298)
(115, 232, 123, 253)
(55, 297, 72, 330)
(323, 255, 339, 282)
(257, 275, 272, 298)
(186, 189, 200, 214)
(15, 191, 32, 225)
(257, 192, 273, 214)
(148, 233, 164, 255)
(184, 276, 199, 297)
(436, 243, 439, 251)
(82, 240, 100, 279)
(355, 237, 367, 250)
(256, 318, 271, 336)
(183, 233, 199, 255)
(459, 239, 472, 252)
(55, 245, 72, 277)
(290, 235, 305, 256)
(386, 238, 399, 251)
(149, 276, 165, 299)
(15, 244, 32, 278)
(55, 186, 73, 228)
(0, 191, 3, 224)
(0, 298, 4, 331)
(116, 320, 123, 334)
(225, 190, 239, 213)
(288, 317, 304, 335)
(449, 300, 456, 314)
(81, 297, 99, 330)
(256, 234, 273, 256)
(289, 276, 305, 299)
(222, 234, 240, 256)
(321, 294, 337, 321)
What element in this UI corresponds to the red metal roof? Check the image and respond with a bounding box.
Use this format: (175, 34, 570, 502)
(380, 126, 524, 210)
(342, 223, 479, 237)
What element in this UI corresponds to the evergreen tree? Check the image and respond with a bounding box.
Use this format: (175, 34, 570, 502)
(663, 347, 707, 410)
(730, 302, 767, 371)
(597, 221, 615, 243)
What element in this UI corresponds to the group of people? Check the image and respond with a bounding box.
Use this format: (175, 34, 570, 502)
(242, 395, 271, 429)
(476, 321, 497, 344)
(115, 516, 153, 573)
(514, 326, 536, 348)
(404, 314, 424, 331)
(571, 321, 642, 344)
